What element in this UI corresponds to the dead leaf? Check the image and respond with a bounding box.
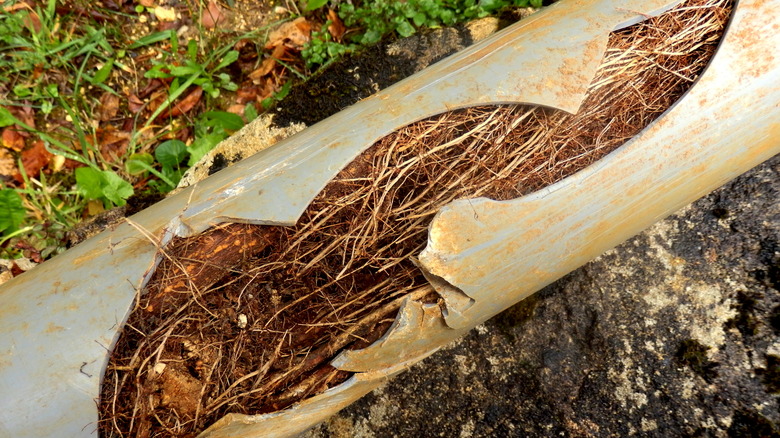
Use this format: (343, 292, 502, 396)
(0, 148, 15, 179)
(295, 17, 313, 35)
(327, 9, 346, 41)
(127, 94, 145, 114)
(159, 86, 203, 119)
(138, 78, 165, 99)
(50, 154, 65, 172)
(22, 10, 41, 33)
(249, 45, 286, 82)
(14, 242, 42, 264)
(61, 157, 83, 171)
(157, 20, 179, 31)
(147, 89, 168, 115)
(30, 65, 44, 81)
(139, 0, 155, 7)
(153, 6, 177, 22)
(2, 127, 25, 151)
(86, 199, 105, 216)
(96, 126, 130, 162)
(201, 0, 226, 29)
(266, 17, 311, 50)
(13, 104, 35, 129)
(98, 92, 120, 121)
(14, 140, 52, 183)
(236, 85, 260, 104)
(256, 77, 278, 102)
(227, 104, 245, 116)
(2, 3, 29, 12)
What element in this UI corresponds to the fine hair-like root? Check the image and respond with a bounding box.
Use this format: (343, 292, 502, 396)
(101, 1, 733, 436)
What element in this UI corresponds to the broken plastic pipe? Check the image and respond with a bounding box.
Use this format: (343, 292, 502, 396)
(0, 0, 778, 436)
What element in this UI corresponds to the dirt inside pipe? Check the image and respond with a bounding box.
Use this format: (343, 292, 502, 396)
(100, 1, 733, 436)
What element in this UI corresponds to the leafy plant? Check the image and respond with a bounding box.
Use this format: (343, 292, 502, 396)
(0, 189, 25, 238)
(75, 167, 134, 208)
(0, 106, 134, 209)
(127, 111, 245, 193)
(302, 22, 356, 68)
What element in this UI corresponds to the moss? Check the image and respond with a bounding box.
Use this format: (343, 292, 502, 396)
(675, 339, 718, 383)
(727, 409, 780, 438)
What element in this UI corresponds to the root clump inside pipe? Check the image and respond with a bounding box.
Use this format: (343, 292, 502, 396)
(100, 1, 733, 436)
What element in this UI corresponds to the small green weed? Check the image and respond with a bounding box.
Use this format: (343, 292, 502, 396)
(302, 0, 543, 67)
(261, 81, 293, 110)
(302, 22, 356, 68)
(140, 35, 239, 103)
(126, 111, 245, 193)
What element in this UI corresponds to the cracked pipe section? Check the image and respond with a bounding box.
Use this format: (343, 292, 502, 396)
(198, 0, 780, 436)
(0, 0, 775, 437)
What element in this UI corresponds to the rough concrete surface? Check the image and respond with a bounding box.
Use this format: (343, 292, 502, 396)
(300, 154, 780, 437)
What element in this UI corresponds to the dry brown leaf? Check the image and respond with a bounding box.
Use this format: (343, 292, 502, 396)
(139, 0, 155, 7)
(2, 3, 29, 12)
(226, 104, 245, 116)
(265, 17, 311, 50)
(157, 20, 179, 31)
(98, 92, 120, 121)
(32, 64, 43, 80)
(236, 86, 260, 104)
(201, 0, 226, 29)
(249, 45, 286, 82)
(256, 77, 277, 102)
(21, 9, 41, 32)
(0, 148, 15, 179)
(14, 104, 35, 129)
(14, 140, 52, 183)
(159, 86, 202, 118)
(147, 89, 168, 115)
(86, 199, 105, 216)
(96, 126, 130, 162)
(138, 78, 165, 99)
(327, 9, 346, 41)
(2, 127, 25, 151)
(127, 94, 145, 114)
